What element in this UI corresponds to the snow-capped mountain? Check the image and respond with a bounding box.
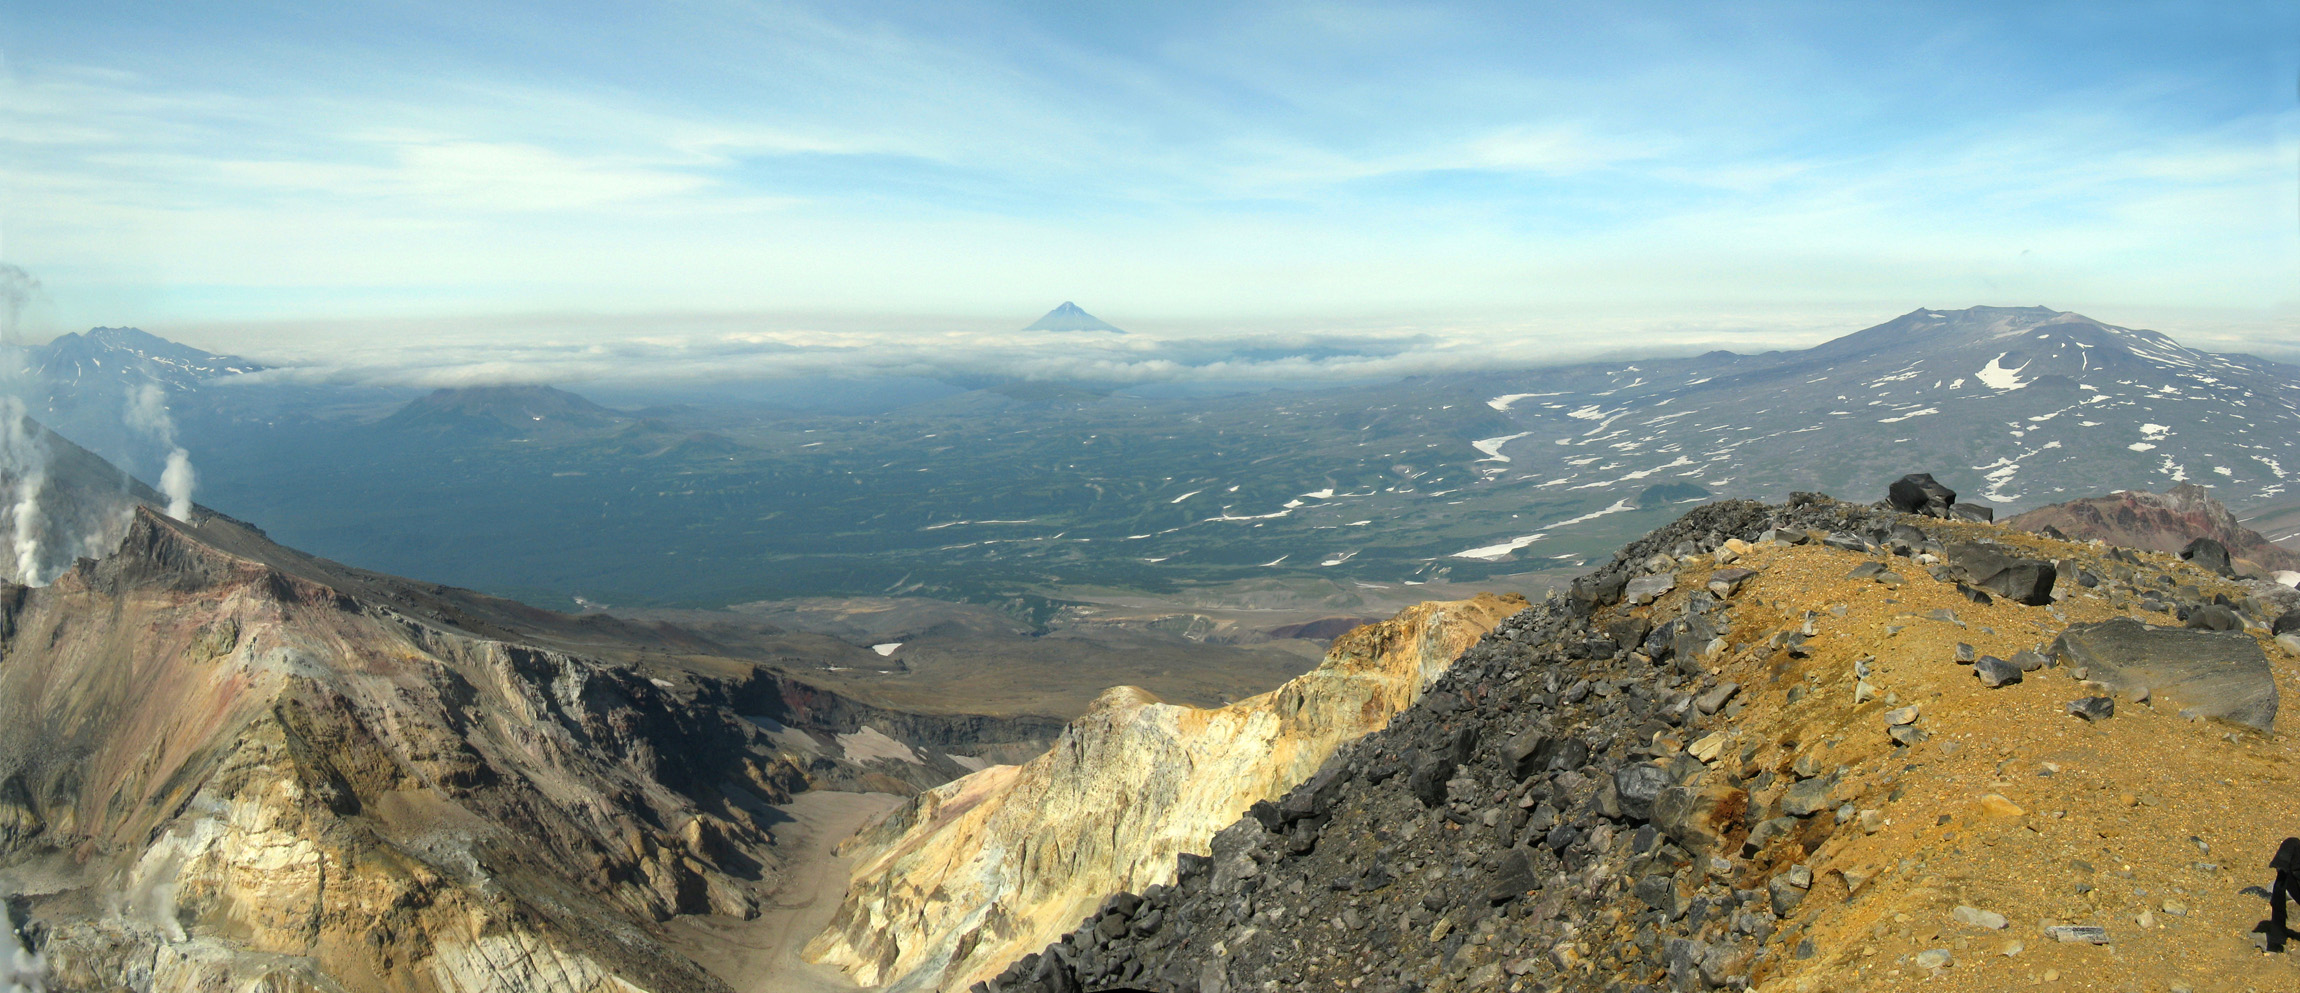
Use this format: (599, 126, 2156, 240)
(1458, 305, 2300, 515)
(2, 326, 264, 488)
(22, 325, 263, 393)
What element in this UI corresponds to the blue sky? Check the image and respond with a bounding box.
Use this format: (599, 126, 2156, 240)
(2, 1, 2295, 363)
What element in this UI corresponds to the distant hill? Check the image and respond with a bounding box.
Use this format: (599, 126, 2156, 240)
(380, 384, 626, 437)
(1458, 305, 2300, 516)
(2005, 481, 2300, 574)
(1023, 301, 1124, 333)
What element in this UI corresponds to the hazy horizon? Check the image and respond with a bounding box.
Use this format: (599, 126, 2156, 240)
(4, 1, 2295, 364)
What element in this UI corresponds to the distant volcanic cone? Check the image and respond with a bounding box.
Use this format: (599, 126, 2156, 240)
(1024, 301, 1124, 333)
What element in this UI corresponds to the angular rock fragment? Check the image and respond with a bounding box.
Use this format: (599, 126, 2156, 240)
(1780, 776, 1834, 817)
(2066, 697, 2115, 722)
(1635, 874, 1688, 920)
(2184, 604, 2243, 632)
(1626, 573, 1676, 605)
(1484, 848, 1537, 905)
(2044, 925, 2110, 944)
(1407, 752, 1454, 807)
(1887, 473, 1957, 518)
(1948, 540, 2057, 605)
(1973, 655, 2023, 688)
(1651, 782, 1748, 854)
(1744, 815, 1797, 856)
(1694, 682, 1739, 715)
(1707, 567, 1757, 597)
(2180, 537, 2235, 577)
(1613, 763, 1674, 821)
(1954, 905, 2009, 930)
(1823, 532, 1871, 554)
(2051, 618, 2277, 731)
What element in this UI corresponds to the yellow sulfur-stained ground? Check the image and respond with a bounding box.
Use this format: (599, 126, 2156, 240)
(1633, 520, 2300, 993)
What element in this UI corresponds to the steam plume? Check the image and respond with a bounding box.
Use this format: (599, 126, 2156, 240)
(125, 384, 195, 520)
(2, 901, 44, 992)
(160, 449, 195, 521)
(0, 265, 38, 347)
(0, 400, 47, 582)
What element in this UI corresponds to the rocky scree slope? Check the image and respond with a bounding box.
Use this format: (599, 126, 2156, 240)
(985, 490, 2300, 993)
(0, 505, 1028, 993)
(807, 593, 1527, 992)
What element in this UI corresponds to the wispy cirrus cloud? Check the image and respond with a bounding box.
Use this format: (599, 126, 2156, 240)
(0, 0, 2292, 348)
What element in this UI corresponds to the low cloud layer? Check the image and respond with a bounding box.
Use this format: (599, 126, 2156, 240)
(212, 311, 1879, 392)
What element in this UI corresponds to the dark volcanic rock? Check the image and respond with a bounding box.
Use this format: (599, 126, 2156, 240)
(1653, 782, 1748, 854)
(2181, 537, 2235, 577)
(1887, 473, 1957, 518)
(1973, 655, 2024, 688)
(1948, 540, 2057, 606)
(1613, 762, 1674, 821)
(2184, 604, 2243, 632)
(974, 493, 2200, 993)
(1950, 502, 1995, 523)
(2052, 618, 2277, 731)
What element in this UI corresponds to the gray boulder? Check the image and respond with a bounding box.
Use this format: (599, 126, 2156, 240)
(1973, 655, 2023, 688)
(1947, 540, 2057, 605)
(1651, 782, 1747, 854)
(1613, 763, 1675, 822)
(2052, 618, 2277, 731)
(1780, 776, 1834, 817)
(2180, 537, 2235, 577)
(2185, 604, 2243, 632)
(1484, 848, 1537, 905)
(1626, 573, 1676, 605)
(1887, 473, 1957, 518)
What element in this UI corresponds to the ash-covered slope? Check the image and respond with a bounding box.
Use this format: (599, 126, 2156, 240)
(989, 490, 2300, 993)
(0, 499, 1050, 991)
(806, 593, 1525, 992)
(2005, 482, 2300, 575)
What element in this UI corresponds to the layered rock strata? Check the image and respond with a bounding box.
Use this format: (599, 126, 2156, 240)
(2007, 482, 2300, 575)
(806, 593, 1527, 992)
(0, 506, 1015, 993)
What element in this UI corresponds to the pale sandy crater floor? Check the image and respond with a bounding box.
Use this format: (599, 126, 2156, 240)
(669, 790, 905, 993)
